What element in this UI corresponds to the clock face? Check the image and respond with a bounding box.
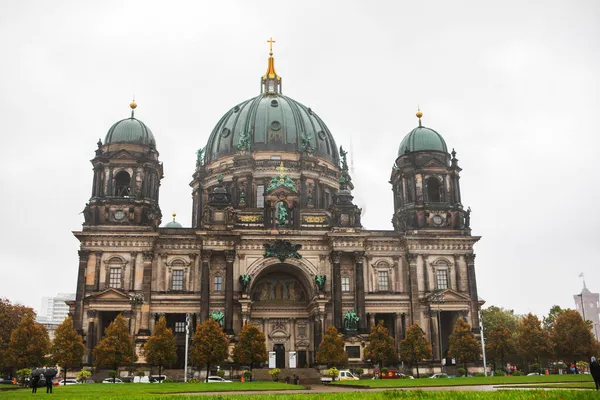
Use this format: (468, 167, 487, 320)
(432, 215, 443, 226)
(114, 210, 126, 220)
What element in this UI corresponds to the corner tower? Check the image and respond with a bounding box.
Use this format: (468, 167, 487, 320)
(390, 110, 468, 234)
(83, 101, 163, 229)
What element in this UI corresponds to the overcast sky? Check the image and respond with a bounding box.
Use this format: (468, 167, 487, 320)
(1, 0, 598, 320)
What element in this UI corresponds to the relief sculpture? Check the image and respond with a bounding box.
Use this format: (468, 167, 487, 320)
(252, 274, 306, 302)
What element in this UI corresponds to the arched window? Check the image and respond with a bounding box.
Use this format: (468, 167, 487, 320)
(426, 177, 442, 202)
(115, 171, 131, 197)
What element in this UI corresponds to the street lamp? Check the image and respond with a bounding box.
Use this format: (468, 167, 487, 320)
(129, 293, 144, 376)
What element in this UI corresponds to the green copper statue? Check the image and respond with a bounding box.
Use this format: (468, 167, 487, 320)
(339, 146, 348, 171)
(239, 274, 251, 293)
(196, 147, 205, 166)
(300, 132, 313, 153)
(276, 201, 288, 226)
(210, 310, 225, 326)
(314, 275, 326, 292)
(344, 309, 359, 331)
(237, 131, 251, 152)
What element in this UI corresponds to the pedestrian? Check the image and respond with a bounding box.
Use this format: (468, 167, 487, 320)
(294, 374, 299, 385)
(31, 375, 39, 394)
(590, 356, 600, 391)
(45, 374, 53, 394)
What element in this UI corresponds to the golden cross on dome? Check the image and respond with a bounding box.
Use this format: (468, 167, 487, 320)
(276, 161, 287, 180)
(267, 37, 276, 56)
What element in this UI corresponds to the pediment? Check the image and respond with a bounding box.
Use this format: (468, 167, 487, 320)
(423, 157, 447, 168)
(424, 289, 471, 303)
(111, 149, 136, 160)
(85, 288, 131, 302)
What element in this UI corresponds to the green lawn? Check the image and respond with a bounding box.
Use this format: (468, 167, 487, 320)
(332, 374, 592, 388)
(0, 388, 596, 400)
(1, 381, 303, 399)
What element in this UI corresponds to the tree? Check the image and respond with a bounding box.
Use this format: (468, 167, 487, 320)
(363, 321, 398, 370)
(481, 306, 520, 337)
(399, 324, 432, 378)
(8, 313, 50, 370)
(76, 369, 92, 383)
(52, 316, 85, 385)
(516, 313, 552, 372)
(543, 305, 565, 332)
(315, 325, 348, 367)
(93, 314, 135, 382)
(232, 323, 268, 370)
(189, 318, 229, 381)
(0, 298, 35, 373)
(142, 316, 177, 378)
(485, 320, 515, 371)
(551, 309, 595, 366)
(448, 317, 480, 372)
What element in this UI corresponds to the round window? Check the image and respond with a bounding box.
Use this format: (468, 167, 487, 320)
(317, 131, 326, 140)
(221, 128, 231, 138)
(270, 121, 281, 131)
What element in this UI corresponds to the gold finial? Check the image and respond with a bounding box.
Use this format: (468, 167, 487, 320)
(172, 212, 176, 221)
(276, 161, 287, 181)
(267, 37, 276, 56)
(416, 106, 423, 127)
(130, 98, 137, 118)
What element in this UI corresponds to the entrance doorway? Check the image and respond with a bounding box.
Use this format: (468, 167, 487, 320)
(274, 344, 285, 368)
(297, 350, 307, 368)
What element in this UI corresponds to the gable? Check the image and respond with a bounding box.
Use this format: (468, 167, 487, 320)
(85, 288, 130, 302)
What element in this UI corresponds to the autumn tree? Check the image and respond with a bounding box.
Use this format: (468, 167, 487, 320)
(232, 323, 267, 370)
(516, 313, 553, 372)
(363, 321, 398, 370)
(481, 306, 520, 337)
(143, 316, 177, 378)
(543, 305, 565, 332)
(8, 313, 50, 370)
(315, 325, 348, 368)
(399, 324, 432, 378)
(485, 320, 515, 371)
(93, 314, 135, 382)
(190, 318, 229, 381)
(0, 298, 35, 373)
(448, 317, 480, 372)
(51, 316, 85, 385)
(551, 310, 595, 366)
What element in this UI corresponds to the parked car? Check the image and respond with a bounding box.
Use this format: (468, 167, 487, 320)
(149, 375, 168, 383)
(373, 369, 414, 379)
(206, 376, 232, 383)
(58, 379, 79, 385)
(430, 373, 449, 379)
(0, 376, 14, 385)
(527, 372, 540, 376)
(102, 378, 124, 384)
(83, 379, 95, 384)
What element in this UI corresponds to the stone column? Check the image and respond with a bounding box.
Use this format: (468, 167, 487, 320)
(94, 251, 102, 291)
(407, 253, 419, 325)
(200, 251, 212, 322)
(74, 250, 90, 332)
(465, 254, 479, 328)
(453, 254, 463, 292)
(369, 313, 375, 327)
(353, 251, 367, 332)
(224, 250, 235, 333)
(130, 252, 137, 291)
(189, 254, 198, 292)
(421, 254, 430, 292)
(394, 312, 402, 348)
(331, 251, 343, 330)
(85, 310, 97, 365)
(140, 252, 153, 333)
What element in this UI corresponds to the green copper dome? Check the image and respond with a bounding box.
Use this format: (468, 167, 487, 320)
(105, 117, 156, 146)
(204, 94, 339, 165)
(398, 125, 447, 156)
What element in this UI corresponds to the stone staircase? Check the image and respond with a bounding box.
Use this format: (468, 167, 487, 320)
(252, 368, 323, 385)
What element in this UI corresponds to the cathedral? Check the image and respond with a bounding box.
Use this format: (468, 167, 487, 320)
(70, 42, 481, 371)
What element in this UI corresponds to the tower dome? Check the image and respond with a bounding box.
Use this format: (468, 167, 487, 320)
(397, 110, 447, 155)
(104, 101, 156, 146)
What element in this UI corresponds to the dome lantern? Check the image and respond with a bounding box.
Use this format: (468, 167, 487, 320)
(261, 37, 282, 94)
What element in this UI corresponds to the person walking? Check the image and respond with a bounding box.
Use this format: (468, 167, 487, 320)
(45, 374, 53, 394)
(31, 375, 39, 393)
(590, 356, 600, 390)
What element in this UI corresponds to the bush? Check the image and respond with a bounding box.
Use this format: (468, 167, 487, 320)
(243, 371, 253, 379)
(530, 363, 539, 372)
(16, 368, 31, 385)
(135, 370, 145, 377)
(107, 370, 118, 379)
(381, 368, 389, 375)
(163, 378, 173, 383)
(76, 370, 92, 383)
(457, 368, 466, 377)
(187, 378, 199, 383)
(493, 370, 505, 376)
(354, 367, 364, 377)
(327, 367, 340, 379)
(216, 369, 225, 378)
(513, 370, 524, 376)
(269, 368, 280, 381)
(474, 372, 486, 377)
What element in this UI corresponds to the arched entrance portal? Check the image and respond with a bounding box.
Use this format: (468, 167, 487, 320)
(247, 263, 318, 368)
